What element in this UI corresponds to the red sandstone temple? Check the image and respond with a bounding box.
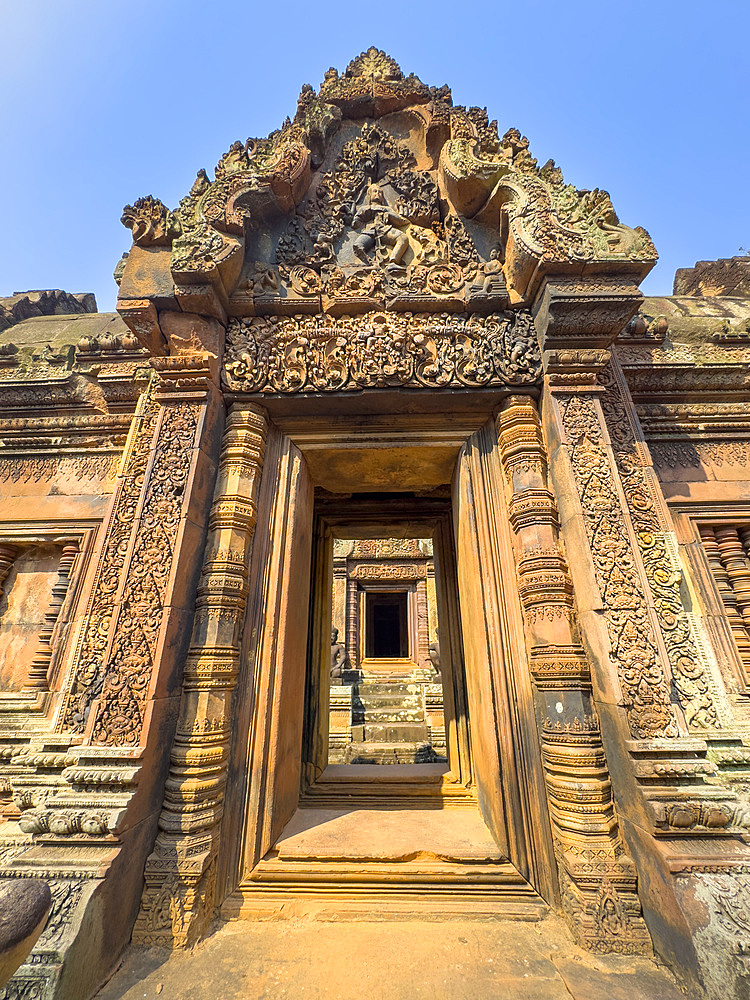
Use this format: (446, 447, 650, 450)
(2, 49, 750, 1000)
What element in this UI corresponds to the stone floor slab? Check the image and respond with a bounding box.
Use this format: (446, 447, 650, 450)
(95, 914, 687, 1000)
(554, 956, 687, 1000)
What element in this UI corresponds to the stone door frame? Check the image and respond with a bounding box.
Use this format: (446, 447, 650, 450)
(215, 396, 560, 909)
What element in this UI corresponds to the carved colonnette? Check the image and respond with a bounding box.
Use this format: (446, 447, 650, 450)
(134, 404, 268, 946)
(496, 394, 649, 952)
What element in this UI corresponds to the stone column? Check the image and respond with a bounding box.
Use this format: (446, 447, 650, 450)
(346, 575, 359, 670)
(134, 404, 268, 947)
(497, 394, 649, 952)
(415, 576, 430, 670)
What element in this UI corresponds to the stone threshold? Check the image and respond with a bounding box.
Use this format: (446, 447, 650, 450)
(222, 805, 546, 921)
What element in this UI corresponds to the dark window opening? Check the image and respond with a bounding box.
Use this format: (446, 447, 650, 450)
(366, 592, 408, 658)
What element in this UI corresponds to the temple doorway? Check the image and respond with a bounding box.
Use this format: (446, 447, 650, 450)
(218, 419, 557, 920)
(327, 535, 447, 766)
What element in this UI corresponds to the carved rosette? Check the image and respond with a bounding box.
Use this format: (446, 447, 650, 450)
(497, 396, 650, 953)
(134, 404, 268, 947)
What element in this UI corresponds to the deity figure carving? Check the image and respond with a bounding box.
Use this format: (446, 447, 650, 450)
(352, 184, 410, 267)
(472, 247, 504, 294)
(330, 627, 348, 681)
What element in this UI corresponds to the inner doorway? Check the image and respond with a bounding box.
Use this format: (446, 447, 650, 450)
(328, 534, 447, 766)
(303, 491, 472, 790)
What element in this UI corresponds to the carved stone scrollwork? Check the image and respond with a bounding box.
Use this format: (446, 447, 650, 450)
(223, 311, 541, 394)
(349, 563, 425, 581)
(557, 392, 679, 740)
(121, 196, 178, 247)
(599, 362, 721, 731)
(60, 386, 160, 734)
(90, 400, 200, 747)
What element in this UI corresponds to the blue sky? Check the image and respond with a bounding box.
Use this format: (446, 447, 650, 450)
(2, 1, 748, 310)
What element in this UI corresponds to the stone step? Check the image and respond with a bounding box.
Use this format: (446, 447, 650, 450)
(343, 741, 448, 765)
(363, 708, 425, 724)
(357, 683, 422, 696)
(364, 723, 430, 743)
(357, 694, 422, 709)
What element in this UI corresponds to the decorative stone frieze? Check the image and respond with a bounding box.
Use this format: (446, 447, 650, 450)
(223, 311, 541, 395)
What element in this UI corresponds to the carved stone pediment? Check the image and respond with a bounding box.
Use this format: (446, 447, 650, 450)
(117, 48, 658, 351)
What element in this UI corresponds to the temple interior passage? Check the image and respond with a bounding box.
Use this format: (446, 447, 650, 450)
(328, 537, 447, 765)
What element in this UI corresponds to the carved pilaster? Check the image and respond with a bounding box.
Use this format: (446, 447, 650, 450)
(134, 404, 268, 947)
(600, 361, 721, 731)
(59, 386, 160, 733)
(6, 356, 223, 1000)
(555, 390, 679, 740)
(497, 395, 650, 953)
(25, 542, 79, 691)
(544, 373, 750, 993)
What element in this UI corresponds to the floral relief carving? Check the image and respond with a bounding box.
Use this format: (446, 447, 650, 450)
(223, 311, 540, 394)
(0, 454, 119, 484)
(91, 401, 200, 746)
(649, 440, 750, 470)
(600, 364, 720, 730)
(559, 393, 679, 739)
(61, 389, 159, 733)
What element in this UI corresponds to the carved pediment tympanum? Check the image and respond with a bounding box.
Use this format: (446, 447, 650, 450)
(117, 48, 657, 375)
